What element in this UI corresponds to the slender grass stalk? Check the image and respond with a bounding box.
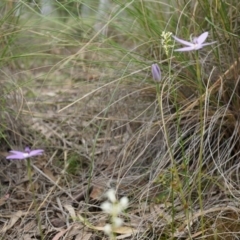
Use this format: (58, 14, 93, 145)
(87, 77, 122, 203)
(156, 82, 189, 238)
(195, 51, 205, 234)
(26, 159, 44, 240)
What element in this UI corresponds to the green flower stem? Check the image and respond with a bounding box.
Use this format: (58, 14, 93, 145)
(195, 51, 205, 232)
(156, 82, 188, 238)
(27, 159, 44, 240)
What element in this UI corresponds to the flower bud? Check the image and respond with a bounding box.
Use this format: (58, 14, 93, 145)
(103, 224, 112, 235)
(119, 197, 129, 209)
(106, 189, 116, 203)
(113, 217, 123, 227)
(100, 202, 112, 214)
(151, 64, 161, 82)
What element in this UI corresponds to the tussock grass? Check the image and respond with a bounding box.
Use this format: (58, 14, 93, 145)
(0, 0, 240, 239)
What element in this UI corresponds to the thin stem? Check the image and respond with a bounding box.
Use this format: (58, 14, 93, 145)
(26, 159, 44, 240)
(195, 51, 205, 232)
(156, 82, 188, 239)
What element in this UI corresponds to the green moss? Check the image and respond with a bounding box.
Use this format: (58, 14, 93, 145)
(66, 153, 83, 175)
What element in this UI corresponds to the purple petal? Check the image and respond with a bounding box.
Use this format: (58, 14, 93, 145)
(6, 148, 44, 160)
(201, 41, 217, 47)
(172, 35, 193, 46)
(196, 32, 208, 44)
(6, 154, 25, 160)
(9, 150, 24, 154)
(25, 147, 31, 153)
(174, 47, 195, 52)
(29, 149, 44, 157)
(192, 37, 198, 44)
(151, 64, 161, 82)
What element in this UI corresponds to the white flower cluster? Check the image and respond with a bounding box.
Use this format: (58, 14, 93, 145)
(100, 189, 129, 237)
(161, 31, 173, 57)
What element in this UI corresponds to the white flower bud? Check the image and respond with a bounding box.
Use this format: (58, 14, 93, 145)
(119, 197, 129, 210)
(101, 202, 112, 214)
(103, 224, 112, 235)
(106, 189, 116, 203)
(113, 217, 123, 227)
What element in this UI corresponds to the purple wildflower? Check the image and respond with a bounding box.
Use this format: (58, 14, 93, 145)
(151, 64, 161, 82)
(172, 31, 217, 52)
(6, 147, 44, 160)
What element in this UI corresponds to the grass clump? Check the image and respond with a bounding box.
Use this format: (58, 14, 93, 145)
(0, 0, 240, 239)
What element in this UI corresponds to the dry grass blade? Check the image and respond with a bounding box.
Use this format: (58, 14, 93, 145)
(0, 211, 24, 234)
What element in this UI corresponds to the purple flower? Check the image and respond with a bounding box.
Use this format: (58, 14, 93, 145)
(151, 64, 161, 82)
(6, 147, 44, 160)
(172, 32, 217, 52)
